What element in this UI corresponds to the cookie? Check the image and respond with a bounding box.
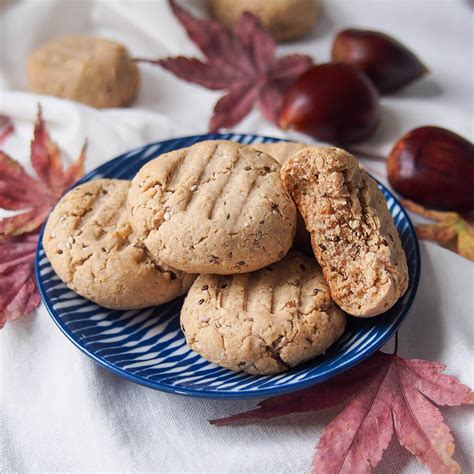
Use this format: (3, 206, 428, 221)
(180, 252, 346, 375)
(250, 142, 308, 166)
(127, 140, 297, 275)
(27, 36, 139, 108)
(210, 0, 318, 42)
(281, 146, 409, 317)
(43, 179, 194, 309)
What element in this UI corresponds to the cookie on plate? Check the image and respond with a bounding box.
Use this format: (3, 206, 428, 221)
(27, 36, 139, 108)
(250, 142, 308, 166)
(281, 146, 409, 317)
(43, 179, 194, 309)
(180, 252, 346, 375)
(128, 140, 297, 275)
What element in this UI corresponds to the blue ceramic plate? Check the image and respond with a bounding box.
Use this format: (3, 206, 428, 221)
(36, 134, 420, 399)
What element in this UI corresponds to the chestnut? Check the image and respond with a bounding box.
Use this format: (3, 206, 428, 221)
(279, 63, 380, 143)
(387, 126, 474, 210)
(332, 29, 428, 94)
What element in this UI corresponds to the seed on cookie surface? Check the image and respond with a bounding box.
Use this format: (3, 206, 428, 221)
(191, 184, 199, 192)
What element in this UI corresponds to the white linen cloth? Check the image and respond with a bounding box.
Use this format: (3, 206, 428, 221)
(0, 1, 473, 472)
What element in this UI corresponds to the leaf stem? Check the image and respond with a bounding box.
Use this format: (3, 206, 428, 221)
(393, 331, 399, 356)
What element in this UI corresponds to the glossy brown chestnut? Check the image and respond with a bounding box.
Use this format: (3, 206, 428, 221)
(332, 29, 428, 94)
(387, 126, 474, 210)
(279, 63, 380, 143)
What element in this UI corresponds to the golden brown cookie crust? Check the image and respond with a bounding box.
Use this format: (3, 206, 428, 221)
(127, 140, 297, 275)
(27, 36, 139, 108)
(43, 179, 194, 309)
(180, 252, 346, 375)
(281, 146, 409, 317)
(250, 142, 308, 166)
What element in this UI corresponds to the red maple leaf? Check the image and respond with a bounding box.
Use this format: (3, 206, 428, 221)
(0, 107, 86, 328)
(136, 0, 313, 131)
(211, 337, 473, 473)
(0, 114, 14, 145)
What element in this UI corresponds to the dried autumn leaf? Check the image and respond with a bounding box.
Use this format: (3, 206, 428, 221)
(0, 107, 86, 327)
(211, 350, 473, 473)
(401, 199, 474, 262)
(136, 0, 312, 131)
(0, 115, 14, 145)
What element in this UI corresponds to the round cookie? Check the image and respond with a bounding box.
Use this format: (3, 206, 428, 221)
(127, 140, 297, 275)
(43, 179, 194, 310)
(210, 0, 318, 42)
(27, 36, 139, 108)
(180, 252, 346, 375)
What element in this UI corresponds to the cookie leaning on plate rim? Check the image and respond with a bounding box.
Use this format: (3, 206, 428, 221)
(43, 179, 194, 310)
(127, 140, 297, 275)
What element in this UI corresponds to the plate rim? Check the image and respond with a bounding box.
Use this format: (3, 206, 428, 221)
(35, 133, 421, 399)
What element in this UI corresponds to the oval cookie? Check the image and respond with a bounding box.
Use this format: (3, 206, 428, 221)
(43, 179, 194, 309)
(250, 142, 312, 253)
(127, 140, 297, 274)
(281, 146, 409, 317)
(180, 252, 346, 375)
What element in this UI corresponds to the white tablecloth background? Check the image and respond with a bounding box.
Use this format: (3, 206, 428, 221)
(1, 1, 473, 472)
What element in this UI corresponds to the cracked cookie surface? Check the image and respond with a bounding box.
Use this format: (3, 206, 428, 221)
(281, 146, 409, 317)
(180, 252, 346, 375)
(127, 140, 297, 274)
(43, 179, 194, 309)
